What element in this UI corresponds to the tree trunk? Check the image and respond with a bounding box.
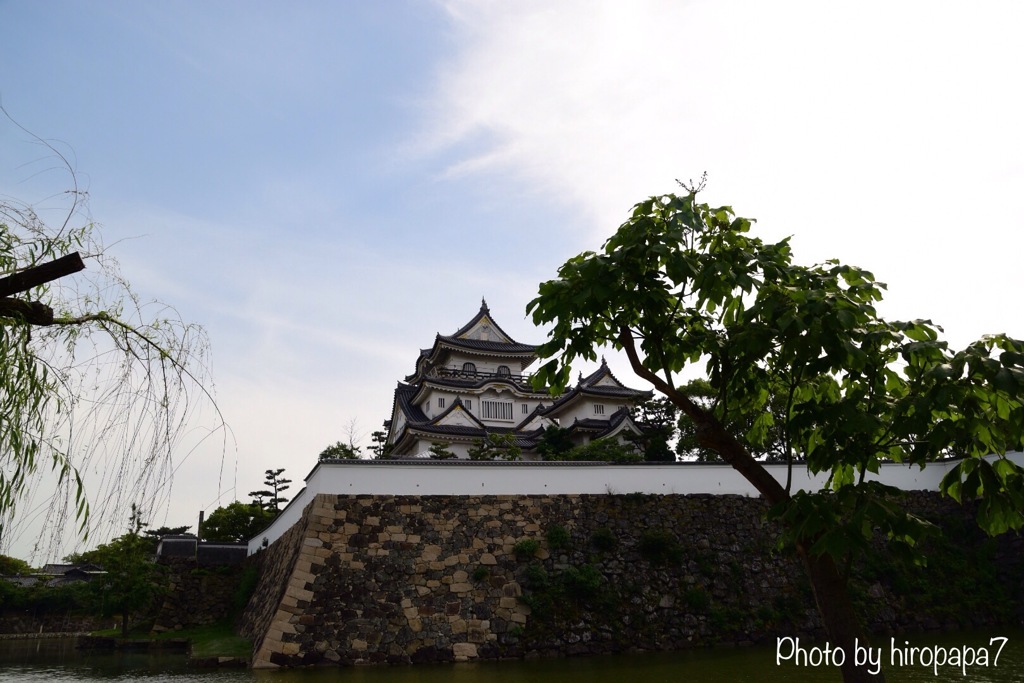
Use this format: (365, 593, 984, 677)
(619, 329, 886, 682)
(799, 546, 885, 682)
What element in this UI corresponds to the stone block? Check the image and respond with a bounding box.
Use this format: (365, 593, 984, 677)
(479, 553, 497, 565)
(288, 587, 314, 603)
(453, 642, 478, 660)
(449, 582, 473, 593)
(502, 581, 522, 597)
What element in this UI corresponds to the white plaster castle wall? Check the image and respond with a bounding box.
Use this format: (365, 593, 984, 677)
(555, 398, 631, 425)
(248, 452, 1024, 554)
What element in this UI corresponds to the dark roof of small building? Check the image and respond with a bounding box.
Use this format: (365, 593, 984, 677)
(196, 543, 247, 566)
(157, 535, 198, 558)
(41, 563, 103, 575)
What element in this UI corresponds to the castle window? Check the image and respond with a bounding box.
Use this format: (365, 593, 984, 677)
(497, 365, 511, 377)
(462, 362, 476, 375)
(438, 397, 445, 408)
(482, 400, 513, 421)
(522, 403, 528, 414)
(594, 404, 605, 415)
(465, 399, 472, 410)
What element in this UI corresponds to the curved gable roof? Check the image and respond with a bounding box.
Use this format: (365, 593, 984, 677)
(407, 300, 539, 381)
(541, 358, 652, 418)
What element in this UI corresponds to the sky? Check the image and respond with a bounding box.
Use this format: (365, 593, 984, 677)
(1, 1, 1022, 561)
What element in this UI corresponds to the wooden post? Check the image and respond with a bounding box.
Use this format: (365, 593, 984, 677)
(0, 252, 86, 298)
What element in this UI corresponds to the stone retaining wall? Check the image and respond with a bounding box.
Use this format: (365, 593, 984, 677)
(0, 613, 113, 634)
(151, 558, 245, 632)
(238, 492, 1022, 667)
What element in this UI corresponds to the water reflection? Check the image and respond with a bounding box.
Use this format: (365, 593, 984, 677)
(0, 629, 1021, 683)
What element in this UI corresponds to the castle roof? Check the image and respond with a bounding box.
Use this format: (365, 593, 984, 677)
(406, 299, 538, 382)
(540, 358, 652, 419)
(385, 303, 650, 460)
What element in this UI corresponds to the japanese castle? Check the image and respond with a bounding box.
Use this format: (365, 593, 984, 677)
(383, 300, 651, 459)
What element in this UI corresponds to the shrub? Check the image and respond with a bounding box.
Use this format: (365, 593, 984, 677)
(590, 527, 618, 552)
(561, 564, 603, 600)
(684, 587, 710, 611)
(638, 529, 683, 565)
(545, 525, 571, 550)
(513, 539, 541, 558)
(232, 565, 260, 612)
(428, 443, 456, 460)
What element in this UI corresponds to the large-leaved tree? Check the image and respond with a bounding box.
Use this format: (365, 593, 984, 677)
(527, 188, 1024, 683)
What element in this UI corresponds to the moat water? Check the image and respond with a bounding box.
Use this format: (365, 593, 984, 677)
(1, 629, 1022, 682)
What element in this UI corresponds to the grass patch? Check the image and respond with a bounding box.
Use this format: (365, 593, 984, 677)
(91, 620, 251, 659)
(184, 621, 252, 659)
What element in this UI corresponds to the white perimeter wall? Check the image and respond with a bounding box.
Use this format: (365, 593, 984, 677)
(247, 452, 1024, 554)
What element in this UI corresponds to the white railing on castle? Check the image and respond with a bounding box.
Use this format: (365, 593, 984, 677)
(247, 453, 1024, 554)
